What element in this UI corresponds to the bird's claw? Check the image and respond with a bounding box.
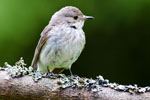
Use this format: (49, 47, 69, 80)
(44, 66, 54, 77)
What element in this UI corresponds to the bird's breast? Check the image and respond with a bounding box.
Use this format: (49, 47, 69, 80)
(40, 25, 85, 67)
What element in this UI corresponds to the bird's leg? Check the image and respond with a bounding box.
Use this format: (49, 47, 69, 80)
(45, 66, 53, 77)
(46, 66, 50, 74)
(69, 67, 73, 76)
(69, 66, 75, 80)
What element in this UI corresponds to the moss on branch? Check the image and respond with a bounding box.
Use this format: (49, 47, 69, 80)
(0, 58, 150, 100)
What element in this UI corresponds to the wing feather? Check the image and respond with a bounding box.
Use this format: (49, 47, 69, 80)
(31, 25, 52, 69)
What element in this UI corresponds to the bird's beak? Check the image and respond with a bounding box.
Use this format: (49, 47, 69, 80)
(83, 15, 94, 20)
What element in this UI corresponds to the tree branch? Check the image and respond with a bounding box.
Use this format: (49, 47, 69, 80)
(0, 58, 150, 100)
(0, 70, 150, 100)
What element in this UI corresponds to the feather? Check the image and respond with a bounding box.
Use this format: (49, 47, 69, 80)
(31, 25, 52, 69)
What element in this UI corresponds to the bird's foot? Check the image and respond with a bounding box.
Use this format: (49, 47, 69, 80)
(46, 71, 54, 77)
(44, 66, 54, 77)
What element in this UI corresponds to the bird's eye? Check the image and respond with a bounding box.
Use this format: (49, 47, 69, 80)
(73, 16, 78, 20)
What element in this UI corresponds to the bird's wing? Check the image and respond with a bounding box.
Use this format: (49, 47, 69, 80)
(31, 25, 52, 69)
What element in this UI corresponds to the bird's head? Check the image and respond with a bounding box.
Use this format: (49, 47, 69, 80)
(50, 6, 94, 28)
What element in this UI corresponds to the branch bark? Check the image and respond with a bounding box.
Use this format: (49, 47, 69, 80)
(0, 70, 150, 100)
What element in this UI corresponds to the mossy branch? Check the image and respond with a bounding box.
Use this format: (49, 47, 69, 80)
(0, 58, 150, 100)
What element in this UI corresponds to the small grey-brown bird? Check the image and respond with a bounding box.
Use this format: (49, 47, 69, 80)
(31, 6, 94, 75)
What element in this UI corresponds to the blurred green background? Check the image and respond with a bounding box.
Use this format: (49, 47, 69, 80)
(0, 0, 150, 86)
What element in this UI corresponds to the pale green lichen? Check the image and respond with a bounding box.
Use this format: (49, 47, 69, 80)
(4, 57, 34, 78)
(1, 58, 150, 94)
(58, 75, 102, 93)
(0, 66, 5, 70)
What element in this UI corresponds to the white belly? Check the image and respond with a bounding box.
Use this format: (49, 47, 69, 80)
(38, 25, 85, 71)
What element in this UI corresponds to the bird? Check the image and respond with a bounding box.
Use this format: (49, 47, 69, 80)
(31, 6, 94, 75)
